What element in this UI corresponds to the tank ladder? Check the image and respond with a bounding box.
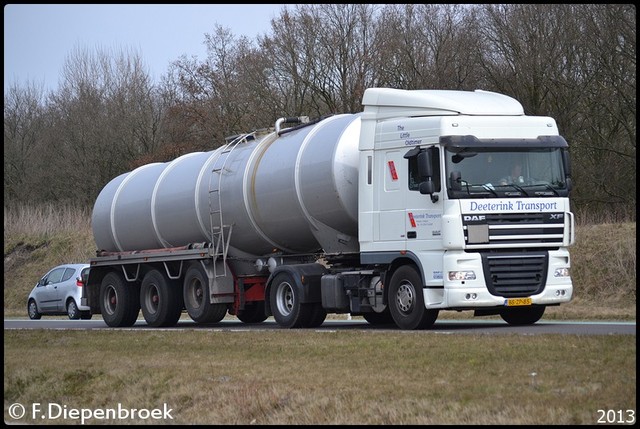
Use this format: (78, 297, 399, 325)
(208, 133, 251, 278)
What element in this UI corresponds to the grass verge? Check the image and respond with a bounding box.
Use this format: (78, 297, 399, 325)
(3, 330, 636, 425)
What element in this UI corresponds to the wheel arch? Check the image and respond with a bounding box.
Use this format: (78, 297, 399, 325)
(65, 295, 78, 308)
(374, 253, 426, 305)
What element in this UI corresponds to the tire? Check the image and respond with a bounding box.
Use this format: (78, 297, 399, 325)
(304, 303, 327, 328)
(183, 263, 227, 324)
(236, 301, 268, 324)
(27, 300, 42, 320)
(269, 272, 311, 328)
(363, 308, 394, 326)
(500, 306, 546, 325)
(99, 272, 140, 327)
(80, 311, 92, 320)
(67, 299, 81, 320)
(140, 270, 183, 327)
(388, 265, 439, 330)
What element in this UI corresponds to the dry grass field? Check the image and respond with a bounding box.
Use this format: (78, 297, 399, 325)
(3, 330, 636, 425)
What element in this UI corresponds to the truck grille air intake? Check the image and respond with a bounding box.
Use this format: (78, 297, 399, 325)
(481, 252, 548, 297)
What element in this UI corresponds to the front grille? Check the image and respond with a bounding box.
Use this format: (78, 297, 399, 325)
(481, 252, 548, 297)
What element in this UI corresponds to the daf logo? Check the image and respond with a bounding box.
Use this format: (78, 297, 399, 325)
(549, 213, 564, 220)
(463, 215, 486, 221)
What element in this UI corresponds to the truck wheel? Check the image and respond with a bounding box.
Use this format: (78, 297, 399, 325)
(304, 303, 327, 328)
(183, 263, 227, 323)
(140, 270, 183, 327)
(269, 273, 310, 328)
(236, 301, 268, 324)
(388, 265, 439, 330)
(500, 306, 545, 325)
(100, 272, 140, 327)
(363, 308, 394, 326)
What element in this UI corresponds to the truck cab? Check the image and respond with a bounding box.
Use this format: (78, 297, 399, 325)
(357, 88, 574, 328)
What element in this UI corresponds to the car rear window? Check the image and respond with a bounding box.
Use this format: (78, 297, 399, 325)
(62, 268, 76, 282)
(81, 267, 90, 283)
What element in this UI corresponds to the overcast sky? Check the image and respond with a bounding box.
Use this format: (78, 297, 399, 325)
(4, 4, 286, 93)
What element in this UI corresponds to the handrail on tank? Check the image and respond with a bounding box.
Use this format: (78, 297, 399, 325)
(224, 132, 256, 145)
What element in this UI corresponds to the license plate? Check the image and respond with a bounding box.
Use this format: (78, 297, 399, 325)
(505, 297, 532, 306)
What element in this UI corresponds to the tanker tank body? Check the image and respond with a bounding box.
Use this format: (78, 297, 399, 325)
(91, 113, 362, 277)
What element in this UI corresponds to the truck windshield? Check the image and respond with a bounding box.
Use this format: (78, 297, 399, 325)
(445, 147, 569, 199)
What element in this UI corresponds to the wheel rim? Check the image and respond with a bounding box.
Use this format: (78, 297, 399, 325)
(103, 285, 118, 315)
(186, 277, 204, 310)
(68, 302, 77, 317)
(275, 281, 294, 317)
(29, 302, 37, 318)
(143, 284, 160, 315)
(396, 282, 415, 314)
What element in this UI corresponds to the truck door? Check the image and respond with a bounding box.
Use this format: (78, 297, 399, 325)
(378, 150, 406, 245)
(403, 146, 443, 240)
(404, 147, 444, 283)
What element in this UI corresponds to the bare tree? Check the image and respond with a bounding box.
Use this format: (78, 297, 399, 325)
(3, 81, 48, 203)
(3, 4, 635, 220)
(46, 45, 161, 205)
(259, 4, 380, 116)
(477, 4, 635, 216)
(259, 6, 326, 116)
(373, 4, 484, 90)
(165, 26, 268, 150)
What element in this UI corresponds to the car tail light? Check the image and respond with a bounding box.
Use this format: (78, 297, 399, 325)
(76, 277, 84, 287)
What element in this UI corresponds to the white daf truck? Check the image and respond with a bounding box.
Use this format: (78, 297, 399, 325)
(83, 88, 575, 330)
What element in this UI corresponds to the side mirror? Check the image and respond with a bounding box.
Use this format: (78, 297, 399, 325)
(419, 181, 435, 195)
(406, 146, 439, 203)
(420, 180, 439, 202)
(417, 151, 432, 178)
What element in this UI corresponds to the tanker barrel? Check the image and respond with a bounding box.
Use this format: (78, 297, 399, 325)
(92, 113, 361, 257)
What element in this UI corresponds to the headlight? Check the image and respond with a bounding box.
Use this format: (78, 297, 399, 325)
(448, 271, 476, 281)
(554, 268, 570, 277)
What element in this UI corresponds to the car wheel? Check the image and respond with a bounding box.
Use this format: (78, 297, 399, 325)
(67, 299, 81, 320)
(28, 300, 42, 320)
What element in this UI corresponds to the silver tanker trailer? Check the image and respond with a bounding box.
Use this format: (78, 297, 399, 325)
(83, 88, 575, 329)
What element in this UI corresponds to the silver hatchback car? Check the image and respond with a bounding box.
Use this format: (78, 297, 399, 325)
(27, 263, 92, 320)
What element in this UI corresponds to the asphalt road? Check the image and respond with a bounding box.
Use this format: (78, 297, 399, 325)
(4, 318, 636, 335)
